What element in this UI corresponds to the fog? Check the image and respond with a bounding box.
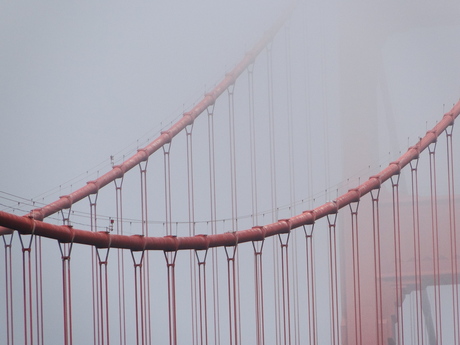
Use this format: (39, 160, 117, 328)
(1, 0, 459, 344)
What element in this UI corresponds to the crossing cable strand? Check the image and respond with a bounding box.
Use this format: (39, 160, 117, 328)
(428, 142, 442, 345)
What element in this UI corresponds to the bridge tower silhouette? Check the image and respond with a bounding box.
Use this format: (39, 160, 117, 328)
(1, 2, 459, 345)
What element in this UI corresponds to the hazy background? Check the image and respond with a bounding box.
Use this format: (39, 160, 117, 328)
(1, 0, 459, 208)
(1, 1, 459, 344)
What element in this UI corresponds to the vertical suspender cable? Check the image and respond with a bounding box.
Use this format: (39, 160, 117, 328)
(267, 42, 281, 345)
(34, 235, 44, 345)
(285, 23, 295, 216)
(410, 158, 424, 345)
(302, 4, 313, 210)
(248, 64, 258, 227)
(445, 125, 459, 345)
(319, 3, 330, 199)
(231, 87, 243, 345)
(252, 239, 265, 345)
(19, 231, 34, 345)
(207, 104, 221, 345)
(267, 43, 277, 223)
(165, 251, 178, 345)
(131, 250, 145, 345)
(370, 188, 384, 345)
(349, 201, 362, 345)
(163, 138, 173, 236)
(60, 210, 73, 345)
(185, 122, 199, 345)
(303, 224, 317, 345)
(195, 249, 209, 345)
(59, 241, 73, 345)
(279, 233, 291, 345)
(96, 246, 110, 345)
(2, 233, 14, 345)
(284, 23, 300, 345)
(114, 177, 127, 345)
(225, 245, 239, 345)
(428, 142, 442, 345)
(227, 84, 238, 231)
(89, 193, 100, 345)
(139, 161, 152, 345)
(327, 212, 339, 345)
(391, 174, 404, 345)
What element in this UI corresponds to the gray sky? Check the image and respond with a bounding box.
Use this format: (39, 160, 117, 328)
(1, 1, 460, 344)
(1, 0, 459, 211)
(0, 0, 282, 204)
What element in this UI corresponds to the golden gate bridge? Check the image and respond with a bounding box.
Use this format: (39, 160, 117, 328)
(1, 2, 459, 344)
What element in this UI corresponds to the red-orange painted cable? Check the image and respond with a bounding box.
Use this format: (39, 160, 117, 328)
(410, 158, 424, 345)
(371, 189, 384, 345)
(428, 143, 443, 345)
(446, 126, 459, 344)
(391, 175, 405, 345)
(349, 202, 362, 345)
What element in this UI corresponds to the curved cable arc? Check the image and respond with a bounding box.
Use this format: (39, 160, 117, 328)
(0, 98, 458, 250)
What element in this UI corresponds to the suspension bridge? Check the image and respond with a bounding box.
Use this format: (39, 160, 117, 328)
(1, 2, 459, 345)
